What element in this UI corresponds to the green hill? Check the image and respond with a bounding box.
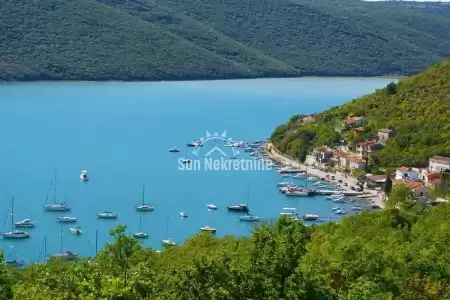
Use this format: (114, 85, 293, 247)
(1, 0, 450, 81)
(4, 203, 450, 299)
(271, 60, 450, 167)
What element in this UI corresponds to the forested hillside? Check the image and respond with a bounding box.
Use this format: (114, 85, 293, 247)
(271, 60, 450, 167)
(1, 0, 450, 81)
(2, 201, 449, 299)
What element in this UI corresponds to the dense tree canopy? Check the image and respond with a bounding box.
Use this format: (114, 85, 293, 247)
(3, 202, 450, 299)
(1, 0, 450, 81)
(272, 60, 450, 167)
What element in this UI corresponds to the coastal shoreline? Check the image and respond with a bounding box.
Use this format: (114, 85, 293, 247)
(265, 143, 385, 209)
(0, 74, 406, 85)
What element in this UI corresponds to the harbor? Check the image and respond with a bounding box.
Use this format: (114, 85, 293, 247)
(0, 78, 394, 265)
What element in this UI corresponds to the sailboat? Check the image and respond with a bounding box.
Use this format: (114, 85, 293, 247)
(181, 146, 191, 164)
(133, 211, 148, 239)
(49, 224, 78, 260)
(44, 174, 70, 211)
(2, 197, 30, 239)
(161, 217, 176, 246)
(239, 188, 260, 222)
(136, 184, 154, 211)
(5, 245, 25, 267)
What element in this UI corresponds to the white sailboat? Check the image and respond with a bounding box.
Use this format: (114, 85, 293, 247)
(136, 184, 154, 211)
(49, 224, 78, 260)
(44, 174, 71, 211)
(239, 188, 260, 222)
(161, 217, 176, 246)
(97, 210, 118, 219)
(133, 211, 148, 239)
(2, 197, 30, 239)
(181, 146, 191, 164)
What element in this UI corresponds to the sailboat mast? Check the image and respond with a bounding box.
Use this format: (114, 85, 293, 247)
(142, 184, 145, 205)
(95, 230, 98, 255)
(53, 172, 57, 204)
(44, 236, 47, 258)
(10, 197, 14, 231)
(59, 223, 63, 254)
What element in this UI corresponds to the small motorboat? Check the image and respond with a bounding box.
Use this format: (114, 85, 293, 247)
(161, 238, 176, 246)
(180, 212, 188, 217)
(187, 141, 202, 147)
(334, 208, 347, 215)
(168, 147, 180, 153)
(1, 231, 30, 239)
(206, 204, 218, 210)
(277, 182, 292, 187)
(239, 214, 260, 222)
(97, 211, 118, 219)
(352, 206, 364, 211)
(227, 204, 249, 212)
(292, 173, 307, 179)
(14, 219, 35, 228)
(133, 232, 148, 239)
(302, 214, 319, 221)
(69, 226, 82, 235)
(200, 226, 216, 234)
(332, 197, 347, 203)
(57, 216, 77, 223)
(280, 207, 298, 217)
(49, 251, 78, 260)
(6, 259, 25, 268)
(80, 170, 89, 181)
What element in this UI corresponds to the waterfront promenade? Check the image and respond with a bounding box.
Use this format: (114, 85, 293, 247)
(265, 143, 385, 208)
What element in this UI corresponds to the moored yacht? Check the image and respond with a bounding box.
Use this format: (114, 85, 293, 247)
(49, 251, 78, 260)
(69, 226, 82, 235)
(2, 198, 30, 239)
(45, 203, 71, 211)
(302, 214, 319, 221)
(133, 232, 148, 239)
(136, 185, 154, 211)
(57, 216, 77, 223)
(227, 204, 249, 212)
(6, 259, 25, 268)
(14, 219, 35, 228)
(2, 230, 30, 239)
(200, 226, 216, 234)
(239, 214, 260, 222)
(180, 212, 188, 217)
(161, 238, 176, 246)
(285, 189, 309, 197)
(168, 147, 180, 152)
(97, 211, 118, 219)
(80, 170, 89, 181)
(206, 204, 218, 210)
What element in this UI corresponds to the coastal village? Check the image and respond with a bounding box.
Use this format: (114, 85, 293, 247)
(270, 114, 450, 207)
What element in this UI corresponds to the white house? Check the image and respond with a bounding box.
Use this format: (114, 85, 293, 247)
(395, 167, 420, 181)
(429, 156, 450, 173)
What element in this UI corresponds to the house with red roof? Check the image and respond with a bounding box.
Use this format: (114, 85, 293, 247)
(395, 167, 420, 181)
(393, 180, 428, 197)
(342, 116, 367, 129)
(429, 156, 450, 173)
(356, 140, 383, 157)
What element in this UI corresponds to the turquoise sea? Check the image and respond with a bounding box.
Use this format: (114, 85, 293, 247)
(0, 77, 395, 263)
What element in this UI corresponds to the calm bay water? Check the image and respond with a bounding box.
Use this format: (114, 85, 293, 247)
(0, 77, 394, 263)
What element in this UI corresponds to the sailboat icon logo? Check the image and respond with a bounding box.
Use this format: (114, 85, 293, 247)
(192, 130, 239, 158)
